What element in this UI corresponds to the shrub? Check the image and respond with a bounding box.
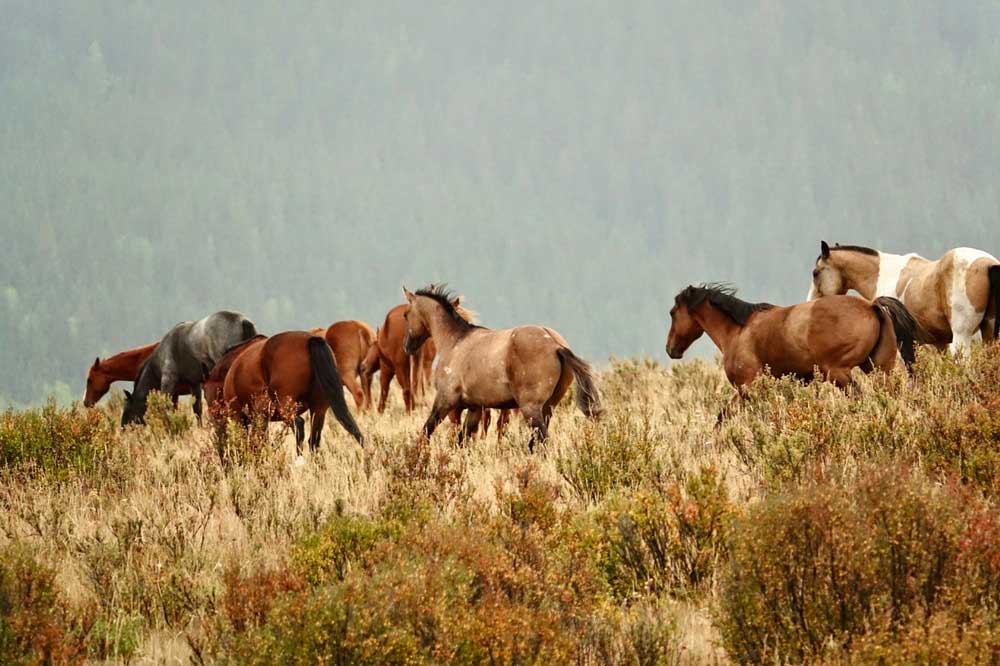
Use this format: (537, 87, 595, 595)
(291, 511, 398, 586)
(558, 402, 665, 503)
(0, 399, 117, 479)
(0, 547, 90, 665)
(144, 390, 194, 438)
(85, 613, 143, 661)
(717, 463, 1000, 665)
(591, 465, 736, 599)
(379, 436, 467, 522)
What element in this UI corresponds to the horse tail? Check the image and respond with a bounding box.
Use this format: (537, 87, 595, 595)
(872, 296, 929, 372)
(988, 264, 1000, 339)
(556, 347, 603, 418)
(307, 336, 364, 446)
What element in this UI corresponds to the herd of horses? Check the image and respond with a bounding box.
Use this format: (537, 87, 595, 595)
(84, 241, 1000, 454)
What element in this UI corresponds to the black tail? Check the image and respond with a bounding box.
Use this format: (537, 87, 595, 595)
(556, 347, 603, 418)
(242, 319, 258, 342)
(307, 337, 364, 446)
(988, 265, 1000, 339)
(872, 296, 930, 372)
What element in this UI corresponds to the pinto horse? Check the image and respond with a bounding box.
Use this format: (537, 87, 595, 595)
(402, 285, 601, 451)
(665, 284, 926, 396)
(85, 342, 193, 407)
(122, 311, 257, 426)
(322, 320, 376, 411)
(808, 241, 1000, 353)
(222, 332, 364, 453)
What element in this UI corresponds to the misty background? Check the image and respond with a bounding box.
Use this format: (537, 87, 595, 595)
(2, 1, 999, 406)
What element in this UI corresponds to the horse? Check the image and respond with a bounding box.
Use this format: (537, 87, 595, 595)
(222, 331, 364, 453)
(808, 241, 1000, 353)
(121, 311, 257, 426)
(411, 338, 436, 405)
(402, 285, 602, 451)
(665, 284, 927, 400)
(322, 320, 376, 412)
(203, 335, 267, 411)
(372, 303, 451, 413)
(85, 342, 193, 407)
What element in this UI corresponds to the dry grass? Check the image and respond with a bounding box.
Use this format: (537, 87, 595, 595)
(3, 347, 999, 664)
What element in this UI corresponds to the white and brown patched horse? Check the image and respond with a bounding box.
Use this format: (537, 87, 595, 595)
(401, 284, 602, 451)
(809, 241, 1000, 353)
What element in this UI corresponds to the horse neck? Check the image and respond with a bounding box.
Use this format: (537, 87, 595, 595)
(833, 251, 880, 299)
(103, 343, 158, 380)
(133, 361, 161, 401)
(693, 303, 743, 353)
(419, 300, 465, 358)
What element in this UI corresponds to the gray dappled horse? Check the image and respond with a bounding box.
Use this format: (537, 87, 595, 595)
(122, 311, 257, 426)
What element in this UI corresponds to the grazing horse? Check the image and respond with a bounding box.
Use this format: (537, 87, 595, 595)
(665, 284, 926, 395)
(122, 311, 257, 426)
(402, 285, 602, 451)
(85, 342, 193, 407)
(808, 241, 1000, 353)
(321, 320, 376, 411)
(222, 331, 363, 453)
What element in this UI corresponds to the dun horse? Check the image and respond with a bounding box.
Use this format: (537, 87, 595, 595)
(402, 285, 601, 451)
(665, 284, 926, 397)
(85, 342, 193, 407)
(808, 241, 1000, 353)
(122, 311, 257, 426)
(221, 332, 364, 453)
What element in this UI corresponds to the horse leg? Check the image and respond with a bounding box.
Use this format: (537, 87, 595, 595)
(308, 410, 326, 454)
(377, 359, 393, 413)
(458, 408, 483, 448)
(480, 408, 492, 438)
(397, 360, 413, 413)
(192, 383, 204, 425)
(294, 416, 305, 453)
(341, 369, 365, 412)
(360, 368, 373, 411)
(825, 367, 857, 392)
(496, 409, 512, 441)
(520, 405, 548, 454)
(421, 394, 455, 442)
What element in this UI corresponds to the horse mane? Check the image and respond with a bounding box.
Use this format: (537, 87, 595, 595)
(415, 284, 482, 331)
(675, 283, 774, 325)
(831, 244, 879, 256)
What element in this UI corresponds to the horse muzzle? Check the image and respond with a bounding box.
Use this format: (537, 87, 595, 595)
(665, 345, 683, 360)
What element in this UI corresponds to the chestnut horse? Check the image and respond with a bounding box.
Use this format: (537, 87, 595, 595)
(808, 241, 1000, 353)
(85, 342, 193, 407)
(372, 304, 448, 412)
(222, 331, 364, 453)
(665, 284, 927, 394)
(322, 320, 376, 411)
(402, 285, 601, 451)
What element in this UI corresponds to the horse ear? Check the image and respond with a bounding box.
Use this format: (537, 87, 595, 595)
(820, 241, 831, 259)
(402, 286, 415, 302)
(450, 295, 461, 307)
(123, 390, 132, 401)
(92, 357, 101, 370)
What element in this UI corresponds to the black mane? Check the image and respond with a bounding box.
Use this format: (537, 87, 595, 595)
(831, 244, 878, 256)
(415, 284, 480, 331)
(675, 283, 774, 325)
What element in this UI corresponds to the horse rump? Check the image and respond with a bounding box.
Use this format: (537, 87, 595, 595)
(306, 336, 364, 446)
(556, 347, 603, 418)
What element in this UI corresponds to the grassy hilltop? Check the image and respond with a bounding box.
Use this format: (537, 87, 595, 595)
(3, 348, 1000, 664)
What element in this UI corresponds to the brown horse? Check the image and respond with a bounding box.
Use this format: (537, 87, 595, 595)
(402, 285, 601, 451)
(665, 284, 926, 393)
(322, 320, 376, 411)
(808, 241, 1000, 353)
(84, 343, 193, 407)
(221, 332, 364, 454)
(371, 303, 450, 413)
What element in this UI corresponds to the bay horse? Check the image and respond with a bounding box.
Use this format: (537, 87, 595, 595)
(322, 320, 376, 411)
(402, 285, 602, 451)
(85, 342, 193, 407)
(808, 241, 1000, 353)
(665, 284, 926, 396)
(122, 311, 257, 426)
(222, 331, 363, 453)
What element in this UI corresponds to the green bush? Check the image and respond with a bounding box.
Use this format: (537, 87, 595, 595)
(0, 399, 117, 479)
(144, 390, 194, 438)
(291, 511, 398, 586)
(590, 465, 736, 599)
(717, 462, 1000, 665)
